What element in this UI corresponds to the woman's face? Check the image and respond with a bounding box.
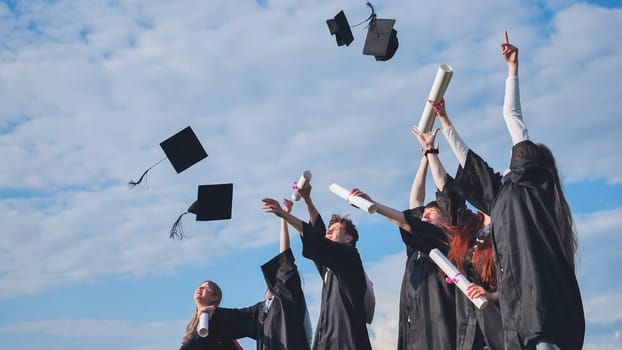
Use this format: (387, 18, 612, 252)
(194, 282, 219, 306)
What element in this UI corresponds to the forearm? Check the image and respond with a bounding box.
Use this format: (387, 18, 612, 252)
(303, 197, 319, 225)
(279, 212, 304, 235)
(374, 202, 410, 232)
(442, 125, 469, 167)
(409, 156, 428, 209)
(503, 76, 528, 145)
(427, 154, 447, 191)
(280, 218, 290, 252)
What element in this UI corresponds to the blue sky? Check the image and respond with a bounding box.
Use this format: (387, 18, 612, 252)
(0, 0, 621, 349)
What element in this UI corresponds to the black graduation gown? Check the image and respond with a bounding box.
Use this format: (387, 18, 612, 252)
(454, 140, 585, 350)
(301, 215, 371, 350)
(440, 177, 504, 350)
(213, 249, 311, 350)
(179, 313, 240, 350)
(397, 207, 456, 350)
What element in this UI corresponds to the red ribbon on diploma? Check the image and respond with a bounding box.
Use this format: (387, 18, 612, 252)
(445, 272, 462, 284)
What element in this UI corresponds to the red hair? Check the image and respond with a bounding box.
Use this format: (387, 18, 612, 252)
(444, 210, 496, 289)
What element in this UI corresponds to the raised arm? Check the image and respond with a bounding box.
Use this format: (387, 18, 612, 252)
(431, 99, 470, 167)
(501, 30, 528, 145)
(280, 198, 293, 252)
(297, 184, 319, 226)
(349, 188, 411, 232)
(263, 198, 304, 235)
(411, 126, 448, 192)
(409, 155, 428, 209)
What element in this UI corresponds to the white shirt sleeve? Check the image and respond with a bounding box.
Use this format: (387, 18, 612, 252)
(503, 76, 529, 145)
(442, 125, 469, 168)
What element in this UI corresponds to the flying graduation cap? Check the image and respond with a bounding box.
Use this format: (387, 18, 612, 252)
(363, 17, 399, 61)
(326, 2, 398, 61)
(128, 126, 208, 188)
(362, 3, 398, 61)
(170, 183, 234, 239)
(327, 10, 354, 46)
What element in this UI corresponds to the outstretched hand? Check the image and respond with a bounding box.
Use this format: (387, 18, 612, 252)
(411, 125, 440, 152)
(262, 198, 286, 217)
(282, 198, 293, 214)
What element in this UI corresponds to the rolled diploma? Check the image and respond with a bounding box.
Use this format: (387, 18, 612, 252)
(329, 183, 377, 214)
(428, 248, 488, 309)
(291, 170, 312, 201)
(197, 312, 209, 337)
(417, 64, 454, 132)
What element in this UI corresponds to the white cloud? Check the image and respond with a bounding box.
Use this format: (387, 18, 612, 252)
(0, 1, 621, 349)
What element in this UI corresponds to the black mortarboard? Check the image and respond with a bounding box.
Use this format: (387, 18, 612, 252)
(327, 10, 354, 47)
(128, 126, 207, 188)
(169, 183, 233, 239)
(362, 17, 399, 61)
(159, 126, 208, 174)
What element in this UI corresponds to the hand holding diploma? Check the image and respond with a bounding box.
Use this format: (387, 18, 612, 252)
(196, 306, 215, 337)
(418, 64, 453, 132)
(329, 183, 377, 214)
(291, 170, 312, 201)
(428, 248, 488, 309)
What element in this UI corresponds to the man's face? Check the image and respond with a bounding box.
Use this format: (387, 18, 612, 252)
(422, 207, 443, 226)
(325, 222, 352, 245)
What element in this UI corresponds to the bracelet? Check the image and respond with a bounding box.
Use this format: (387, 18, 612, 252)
(424, 148, 439, 157)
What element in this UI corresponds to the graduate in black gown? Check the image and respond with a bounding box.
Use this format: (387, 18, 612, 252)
(262, 183, 373, 350)
(350, 152, 456, 350)
(208, 198, 312, 350)
(179, 280, 242, 350)
(412, 124, 504, 350)
(434, 32, 584, 350)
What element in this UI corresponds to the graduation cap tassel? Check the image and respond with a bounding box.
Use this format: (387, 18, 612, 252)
(170, 211, 189, 239)
(128, 157, 167, 189)
(351, 2, 376, 28)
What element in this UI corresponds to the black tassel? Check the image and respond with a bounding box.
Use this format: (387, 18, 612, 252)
(128, 157, 167, 189)
(352, 2, 376, 28)
(170, 211, 189, 239)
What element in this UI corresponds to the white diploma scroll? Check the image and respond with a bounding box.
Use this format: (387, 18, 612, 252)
(197, 312, 209, 337)
(418, 64, 454, 133)
(428, 248, 488, 310)
(291, 170, 312, 201)
(329, 183, 377, 214)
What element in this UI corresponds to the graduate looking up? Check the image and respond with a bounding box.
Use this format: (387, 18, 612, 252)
(411, 125, 503, 350)
(262, 183, 373, 350)
(434, 31, 584, 350)
(349, 153, 456, 349)
(179, 280, 242, 350)
(207, 198, 312, 350)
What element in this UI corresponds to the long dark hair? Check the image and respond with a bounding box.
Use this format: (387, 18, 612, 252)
(537, 143, 578, 272)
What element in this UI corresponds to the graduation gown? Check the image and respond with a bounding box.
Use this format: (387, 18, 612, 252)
(440, 177, 504, 350)
(301, 215, 371, 350)
(397, 207, 456, 350)
(179, 313, 240, 350)
(454, 141, 585, 350)
(213, 249, 311, 350)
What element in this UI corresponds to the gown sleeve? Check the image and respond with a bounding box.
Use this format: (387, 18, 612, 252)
(400, 207, 449, 254)
(261, 249, 304, 308)
(213, 304, 262, 340)
(453, 150, 504, 215)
